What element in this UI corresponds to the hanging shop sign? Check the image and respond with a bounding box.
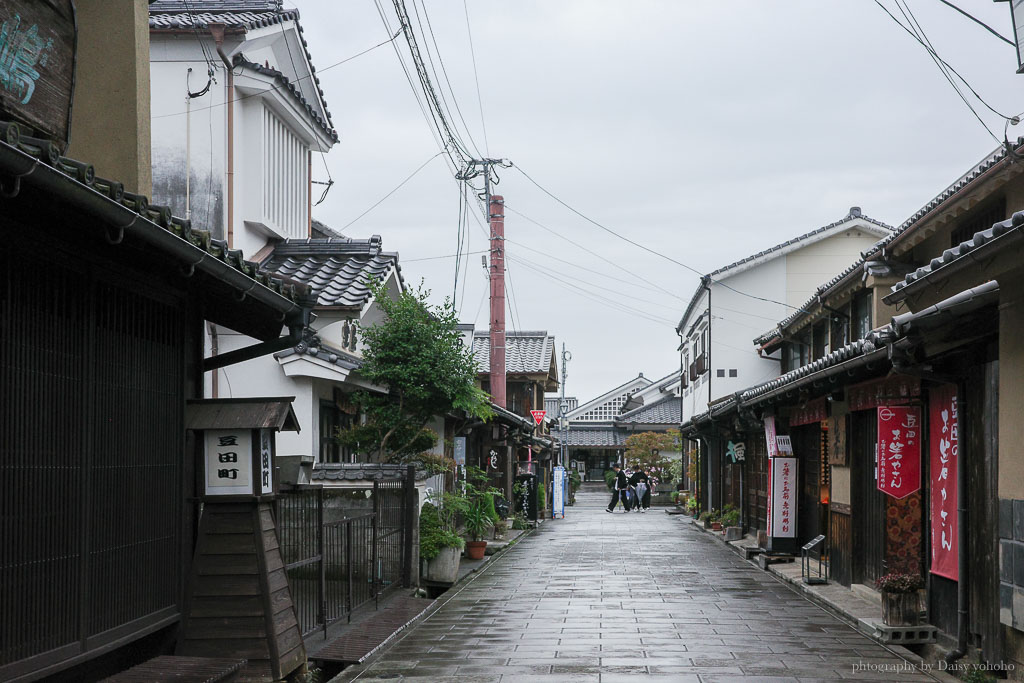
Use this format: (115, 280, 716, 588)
(929, 384, 959, 580)
(726, 441, 746, 463)
(0, 1, 77, 148)
(827, 415, 848, 466)
(453, 436, 466, 466)
(848, 376, 920, 412)
(764, 416, 779, 457)
(876, 405, 921, 499)
(790, 397, 828, 426)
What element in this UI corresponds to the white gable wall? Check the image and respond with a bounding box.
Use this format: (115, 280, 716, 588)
(784, 226, 884, 308)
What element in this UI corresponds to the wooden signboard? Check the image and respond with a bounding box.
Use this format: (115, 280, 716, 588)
(0, 0, 76, 147)
(827, 415, 847, 466)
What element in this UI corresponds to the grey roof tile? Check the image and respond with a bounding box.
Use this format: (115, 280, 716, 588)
(615, 395, 681, 425)
(472, 331, 555, 375)
(888, 210, 1024, 299)
(559, 427, 626, 447)
(311, 463, 434, 482)
(260, 237, 400, 308)
(275, 341, 361, 370)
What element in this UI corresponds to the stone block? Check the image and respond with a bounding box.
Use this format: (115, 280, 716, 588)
(1002, 540, 1015, 583)
(1013, 499, 1024, 541)
(1001, 498, 1014, 540)
(1015, 543, 1024, 587)
(1002, 583, 1014, 627)
(1013, 587, 1024, 631)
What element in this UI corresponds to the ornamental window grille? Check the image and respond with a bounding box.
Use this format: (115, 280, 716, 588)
(262, 105, 309, 237)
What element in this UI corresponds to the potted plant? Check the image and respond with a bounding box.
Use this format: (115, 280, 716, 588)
(700, 509, 717, 529)
(876, 573, 924, 626)
(720, 504, 741, 541)
(685, 498, 699, 516)
(463, 497, 493, 560)
(420, 499, 465, 583)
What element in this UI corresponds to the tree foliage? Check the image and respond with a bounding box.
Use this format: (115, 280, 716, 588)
(336, 282, 492, 462)
(623, 430, 681, 488)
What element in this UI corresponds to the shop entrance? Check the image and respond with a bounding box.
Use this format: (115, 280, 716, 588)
(852, 410, 886, 585)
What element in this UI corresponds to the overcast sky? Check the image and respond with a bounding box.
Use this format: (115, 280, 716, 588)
(292, 0, 1022, 404)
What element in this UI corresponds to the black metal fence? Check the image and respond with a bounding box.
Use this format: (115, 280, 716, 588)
(277, 469, 416, 638)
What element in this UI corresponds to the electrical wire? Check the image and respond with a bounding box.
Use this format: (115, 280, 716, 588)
(462, 0, 490, 155)
(152, 29, 403, 120)
(934, 0, 1014, 46)
(403, 249, 487, 263)
(872, 0, 1004, 143)
(341, 151, 445, 230)
(510, 166, 816, 314)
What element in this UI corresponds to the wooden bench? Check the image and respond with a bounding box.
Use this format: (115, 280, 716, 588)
(102, 655, 246, 682)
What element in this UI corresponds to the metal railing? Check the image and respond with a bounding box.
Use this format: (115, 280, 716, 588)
(277, 468, 415, 638)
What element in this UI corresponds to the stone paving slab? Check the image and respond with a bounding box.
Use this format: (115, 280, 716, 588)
(330, 491, 943, 681)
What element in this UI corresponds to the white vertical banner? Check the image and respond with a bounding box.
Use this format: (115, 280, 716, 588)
(764, 416, 778, 458)
(552, 466, 565, 519)
(770, 457, 798, 538)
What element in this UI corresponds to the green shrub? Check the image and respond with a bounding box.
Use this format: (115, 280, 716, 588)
(463, 497, 494, 542)
(604, 469, 617, 490)
(538, 480, 546, 511)
(419, 502, 463, 561)
(720, 504, 740, 527)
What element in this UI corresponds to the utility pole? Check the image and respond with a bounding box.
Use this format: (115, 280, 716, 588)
(558, 344, 571, 467)
(459, 158, 511, 409)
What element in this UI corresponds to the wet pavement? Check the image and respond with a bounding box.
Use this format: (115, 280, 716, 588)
(332, 488, 937, 682)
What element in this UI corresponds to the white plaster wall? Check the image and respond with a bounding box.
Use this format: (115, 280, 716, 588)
(784, 225, 883, 308)
(149, 38, 227, 240)
(214, 327, 315, 457)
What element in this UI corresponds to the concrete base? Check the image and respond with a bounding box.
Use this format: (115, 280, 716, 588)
(867, 621, 938, 645)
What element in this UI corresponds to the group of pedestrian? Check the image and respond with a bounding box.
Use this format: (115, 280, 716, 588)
(606, 463, 651, 513)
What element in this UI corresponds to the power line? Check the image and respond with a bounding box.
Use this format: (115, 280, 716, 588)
(341, 151, 445, 230)
(502, 204, 682, 301)
(511, 165, 815, 314)
(934, 0, 1014, 46)
(404, 249, 487, 263)
(462, 0, 490, 155)
(151, 28, 403, 120)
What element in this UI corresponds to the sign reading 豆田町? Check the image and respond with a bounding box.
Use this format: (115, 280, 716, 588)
(877, 405, 922, 499)
(205, 429, 253, 496)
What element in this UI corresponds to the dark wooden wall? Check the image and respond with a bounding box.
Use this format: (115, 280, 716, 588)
(1, 241, 189, 680)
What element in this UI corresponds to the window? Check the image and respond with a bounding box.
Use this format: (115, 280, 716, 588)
(320, 400, 352, 464)
(263, 106, 309, 237)
(950, 196, 1005, 247)
(812, 322, 827, 361)
(717, 369, 725, 377)
(851, 291, 872, 340)
(729, 369, 737, 378)
(830, 312, 849, 352)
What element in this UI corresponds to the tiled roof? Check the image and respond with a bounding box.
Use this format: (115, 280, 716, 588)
(311, 463, 434, 482)
(472, 331, 555, 375)
(870, 139, 1024, 257)
(708, 208, 892, 278)
(680, 209, 892, 331)
(311, 218, 345, 239)
(150, 2, 337, 140)
(560, 427, 626, 447)
(232, 54, 338, 142)
(260, 237, 399, 308)
(887, 210, 1024, 301)
(616, 395, 681, 425)
(0, 120, 306, 318)
(274, 340, 361, 370)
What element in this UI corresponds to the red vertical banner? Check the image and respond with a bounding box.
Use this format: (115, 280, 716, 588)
(929, 385, 959, 580)
(877, 406, 922, 499)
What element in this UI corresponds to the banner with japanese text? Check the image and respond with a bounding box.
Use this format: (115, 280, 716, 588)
(929, 385, 959, 580)
(877, 406, 921, 499)
(768, 457, 797, 538)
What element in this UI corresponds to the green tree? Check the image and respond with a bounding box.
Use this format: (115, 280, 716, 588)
(336, 282, 492, 462)
(623, 430, 681, 488)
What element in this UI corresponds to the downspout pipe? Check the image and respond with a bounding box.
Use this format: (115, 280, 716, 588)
(210, 25, 234, 249)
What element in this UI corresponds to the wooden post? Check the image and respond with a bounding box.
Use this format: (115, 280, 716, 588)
(402, 464, 416, 587)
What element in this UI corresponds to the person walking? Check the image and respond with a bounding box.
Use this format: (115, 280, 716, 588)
(629, 467, 651, 512)
(606, 463, 631, 513)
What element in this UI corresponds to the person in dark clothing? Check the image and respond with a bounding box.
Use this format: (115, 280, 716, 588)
(606, 463, 631, 512)
(629, 468, 652, 512)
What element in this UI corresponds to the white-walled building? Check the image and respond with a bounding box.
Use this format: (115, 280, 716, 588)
(676, 208, 893, 423)
(149, 0, 338, 255)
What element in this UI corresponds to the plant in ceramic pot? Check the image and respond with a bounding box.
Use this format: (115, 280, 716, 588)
(420, 500, 465, 583)
(462, 498, 493, 560)
(876, 573, 924, 626)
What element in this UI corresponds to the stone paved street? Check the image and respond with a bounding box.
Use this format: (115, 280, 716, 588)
(333, 489, 938, 682)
